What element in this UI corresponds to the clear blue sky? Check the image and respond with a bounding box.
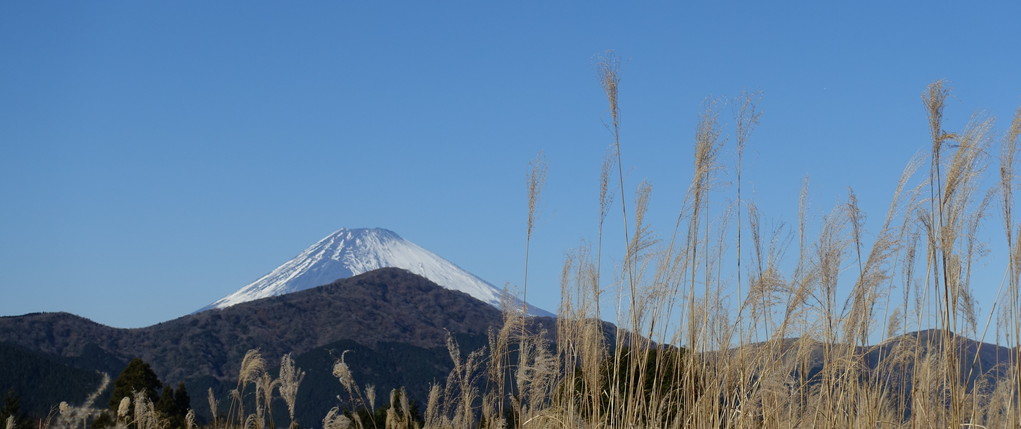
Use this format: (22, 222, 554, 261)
(2, 2, 1020, 335)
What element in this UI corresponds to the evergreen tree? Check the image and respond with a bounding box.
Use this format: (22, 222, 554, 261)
(108, 358, 162, 412)
(155, 382, 190, 428)
(173, 382, 190, 416)
(102, 359, 192, 428)
(1, 389, 29, 429)
(155, 385, 175, 416)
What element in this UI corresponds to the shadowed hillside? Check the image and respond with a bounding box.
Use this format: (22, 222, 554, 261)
(0, 268, 559, 423)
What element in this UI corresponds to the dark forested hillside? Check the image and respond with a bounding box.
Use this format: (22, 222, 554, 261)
(0, 341, 113, 417)
(0, 268, 521, 423)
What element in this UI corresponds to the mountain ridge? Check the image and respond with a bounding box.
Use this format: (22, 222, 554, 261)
(0, 268, 540, 423)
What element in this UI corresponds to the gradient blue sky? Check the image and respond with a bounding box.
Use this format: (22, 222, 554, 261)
(2, 2, 1020, 334)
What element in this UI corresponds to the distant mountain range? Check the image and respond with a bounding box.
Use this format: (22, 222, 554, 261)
(1, 267, 1016, 424)
(199, 228, 552, 317)
(0, 268, 556, 424)
(722, 329, 1016, 412)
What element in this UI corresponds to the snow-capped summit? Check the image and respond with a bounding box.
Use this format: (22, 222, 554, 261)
(198, 228, 552, 316)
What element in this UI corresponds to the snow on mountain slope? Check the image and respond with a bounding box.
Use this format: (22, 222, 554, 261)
(198, 228, 552, 316)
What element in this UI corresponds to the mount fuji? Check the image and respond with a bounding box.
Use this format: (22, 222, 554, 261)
(198, 228, 552, 316)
